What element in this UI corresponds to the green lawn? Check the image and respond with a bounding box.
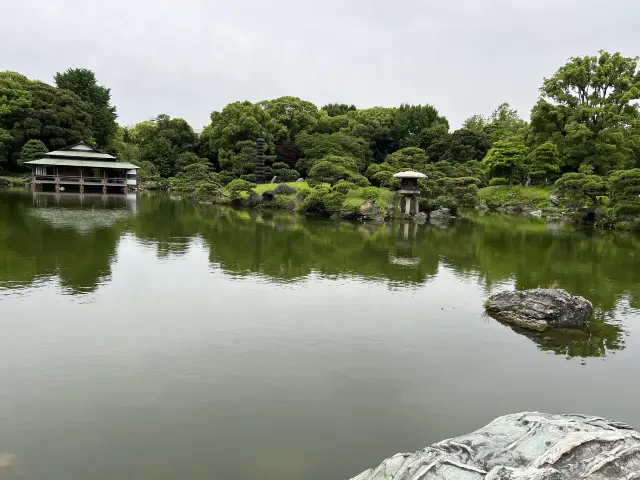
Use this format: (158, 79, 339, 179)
(343, 187, 394, 207)
(253, 181, 311, 195)
(478, 186, 552, 210)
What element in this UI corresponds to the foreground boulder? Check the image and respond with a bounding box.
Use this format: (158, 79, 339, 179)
(485, 288, 592, 331)
(351, 412, 640, 480)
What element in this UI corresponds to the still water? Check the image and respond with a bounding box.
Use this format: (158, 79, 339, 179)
(0, 189, 639, 479)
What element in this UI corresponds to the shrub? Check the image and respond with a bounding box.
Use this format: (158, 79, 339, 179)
(361, 186, 381, 201)
(274, 168, 300, 182)
(240, 174, 257, 183)
(435, 195, 459, 215)
(297, 186, 346, 215)
(489, 177, 508, 186)
(271, 162, 289, 170)
(194, 182, 221, 201)
(225, 178, 257, 199)
(333, 180, 357, 194)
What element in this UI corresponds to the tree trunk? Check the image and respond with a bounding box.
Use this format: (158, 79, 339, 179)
(508, 168, 514, 186)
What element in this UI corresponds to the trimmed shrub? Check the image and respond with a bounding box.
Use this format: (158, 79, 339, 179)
(489, 177, 508, 186)
(297, 186, 346, 215)
(333, 180, 357, 194)
(361, 186, 381, 201)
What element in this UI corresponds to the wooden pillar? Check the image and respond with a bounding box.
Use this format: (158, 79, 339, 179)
(102, 185, 107, 194)
(55, 184, 60, 193)
(123, 186, 129, 194)
(31, 183, 37, 192)
(79, 184, 84, 194)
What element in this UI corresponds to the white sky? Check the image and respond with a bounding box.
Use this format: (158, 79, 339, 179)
(1, 0, 639, 129)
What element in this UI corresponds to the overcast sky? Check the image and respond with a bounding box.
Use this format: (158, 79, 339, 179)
(2, 0, 639, 130)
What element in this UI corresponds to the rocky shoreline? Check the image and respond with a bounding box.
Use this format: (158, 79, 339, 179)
(351, 412, 640, 479)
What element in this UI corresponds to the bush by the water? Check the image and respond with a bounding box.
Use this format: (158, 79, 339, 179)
(225, 179, 257, 200)
(361, 186, 381, 201)
(332, 180, 358, 194)
(297, 186, 346, 215)
(479, 186, 552, 210)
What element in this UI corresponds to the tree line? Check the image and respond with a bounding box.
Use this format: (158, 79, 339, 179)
(1, 50, 639, 227)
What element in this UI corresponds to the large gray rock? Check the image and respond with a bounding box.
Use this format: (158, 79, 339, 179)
(485, 289, 593, 331)
(274, 183, 297, 195)
(350, 412, 640, 480)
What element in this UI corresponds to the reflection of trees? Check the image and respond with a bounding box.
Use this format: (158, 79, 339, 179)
(0, 193, 124, 293)
(497, 319, 625, 359)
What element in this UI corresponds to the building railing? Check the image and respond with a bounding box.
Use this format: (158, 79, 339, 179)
(33, 175, 127, 185)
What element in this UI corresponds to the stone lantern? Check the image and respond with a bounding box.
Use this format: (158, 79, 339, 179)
(393, 171, 427, 215)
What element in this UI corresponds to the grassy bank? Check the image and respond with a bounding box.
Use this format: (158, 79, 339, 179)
(478, 186, 552, 210)
(0, 176, 28, 187)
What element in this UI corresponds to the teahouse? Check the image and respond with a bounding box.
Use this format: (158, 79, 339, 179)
(393, 171, 427, 215)
(25, 142, 139, 194)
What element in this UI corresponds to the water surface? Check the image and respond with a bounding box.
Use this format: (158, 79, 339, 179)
(0, 190, 639, 479)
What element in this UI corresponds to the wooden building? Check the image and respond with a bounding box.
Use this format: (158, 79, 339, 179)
(25, 142, 139, 194)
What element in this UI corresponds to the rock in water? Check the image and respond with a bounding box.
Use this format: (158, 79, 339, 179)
(350, 412, 640, 480)
(412, 212, 427, 224)
(484, 288, 592, 331)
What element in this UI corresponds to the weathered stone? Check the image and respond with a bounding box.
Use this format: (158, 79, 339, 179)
(297, 178, 304, 182)
(350, 412, 640, 480)
(242, 192, 263, 207)
(530, 210, 543, 217)
(429, 207, 451, 220)
(485, 288, 593, 331)
(515, 201, 526, 212)
(412, 212, 427, 224)
(262, 190, 276, 201)
(359, 200, 380, 216)
(385, 205, 395, 219)
(274, 183, 297, 195)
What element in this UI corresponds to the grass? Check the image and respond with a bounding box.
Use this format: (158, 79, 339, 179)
(343, 187, 394, 207)
(253, 181, 311, 195)
(478, 185, 552, 210)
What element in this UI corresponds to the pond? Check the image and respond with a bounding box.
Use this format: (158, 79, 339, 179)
(0, 189, 639, 480)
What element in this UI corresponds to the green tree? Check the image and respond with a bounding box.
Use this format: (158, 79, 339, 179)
(392, 103, 449, 150)
(258, 96, 320, 142)
(463, 103, 527, 143)
(322, 103, 356, 117)
(307, 155, 369, 185)
(0, 72, 91, 168)
(426, 129, 491, 163)
(343, 107, 398, 161)
(54, 68, 117, 149)
(531, 51, 640, 173)
(295, 131, 369, 175)
(607, 169, 640, 222)
(19, 139, 48, 165)
(201, 101, 275, 158)
(482, 141, 529, 185)
(527, 141, 561, 184)
(385, 147, 428, 171)
(225, 178, 257, 200)
(554, 172, 607, 208)
(175, 152, 208, 173)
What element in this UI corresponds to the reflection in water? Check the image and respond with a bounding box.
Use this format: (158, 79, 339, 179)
(493, 317, 625, 359)
(1, 189, 639, 317)
(1, 190, 640, 480)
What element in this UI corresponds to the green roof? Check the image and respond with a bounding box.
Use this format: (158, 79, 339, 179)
(25, 158, 139, 169)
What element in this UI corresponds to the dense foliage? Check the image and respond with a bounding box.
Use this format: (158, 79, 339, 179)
(3, 50, 640, 227)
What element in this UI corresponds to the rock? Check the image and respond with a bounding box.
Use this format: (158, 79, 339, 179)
(412, 212, 427, 224)
(485, 288, 592, 331)
(385, 205, 395, 219)
(274, 183, 297, 195)
(0, 453, 22, 480)
(242, 192, 263, 207)
(297, 178, 304, 182)
(262, 190, 276, 201)
(530, 210, 543, 217)
(515, 201, 526, 212)
(350, 412, 640, 480)
(429, 207, 451, 220)
(359, 200, 380, 216)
